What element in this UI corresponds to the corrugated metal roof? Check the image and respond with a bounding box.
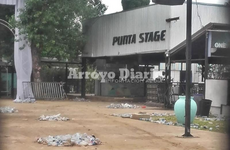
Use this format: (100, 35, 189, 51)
(169, 23, 230, 56)
(0, 0, 16, 5)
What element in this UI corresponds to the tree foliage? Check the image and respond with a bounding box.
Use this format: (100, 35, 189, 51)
(208, 64, 230, 80)
(0, 4, 14, 62)
(16, 0, 106, 61)
(13, 0, 106, 81)
(121, 0, 150, 11)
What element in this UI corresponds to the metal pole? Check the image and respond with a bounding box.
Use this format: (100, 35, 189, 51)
(81, 58, 86, 98)
(168, 56, 171, 107)
(204, 31, 209, 98)
(165, 56, 168, 107)
(11, 66, 14, 99)
(204, 32, 209, 80)
(165, 54, 171, 107)
(65, 63, 68, 93)
(184, 0, 192, 137)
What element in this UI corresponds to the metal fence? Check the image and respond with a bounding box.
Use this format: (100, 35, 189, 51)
(22, 82, 67, 100)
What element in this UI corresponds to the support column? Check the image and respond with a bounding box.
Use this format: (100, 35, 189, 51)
(11, 66, 14, 99)
(81, 58, 86, 98)
(201, 64, 205, 82)
(184, 0, 192, 137)
(165, 58, 168, 107)
(204, 31, 210, 99)
(143, 64, 147, 97)
(165, 54, 171, 108)
(205, 31, 209, 80)
(65, 63, 68, 93)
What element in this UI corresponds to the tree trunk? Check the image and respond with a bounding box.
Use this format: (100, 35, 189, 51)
(31, 44, 41, 82)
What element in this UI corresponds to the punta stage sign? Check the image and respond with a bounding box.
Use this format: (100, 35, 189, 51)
(112, 30, 166, 46)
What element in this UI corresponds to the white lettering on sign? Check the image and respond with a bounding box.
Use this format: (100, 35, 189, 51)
(214, 42, 227, 48)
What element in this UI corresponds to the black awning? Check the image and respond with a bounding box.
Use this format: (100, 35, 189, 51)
(169, 23, 230, 64)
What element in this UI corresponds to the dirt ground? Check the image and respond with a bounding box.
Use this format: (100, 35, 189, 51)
(0, 99, 229, 150)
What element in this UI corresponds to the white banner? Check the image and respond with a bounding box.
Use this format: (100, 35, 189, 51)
(13, 0, 34, 102)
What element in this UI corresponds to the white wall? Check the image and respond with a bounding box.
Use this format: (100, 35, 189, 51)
(84, 5, 170, 57)
(169, 3, 230, 49)
(205, 79, 228, 107)
(84, 3, 230, 57)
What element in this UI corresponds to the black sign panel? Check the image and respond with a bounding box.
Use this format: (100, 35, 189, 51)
(210, 31, 230, 57)
(211, 31, 230, 49)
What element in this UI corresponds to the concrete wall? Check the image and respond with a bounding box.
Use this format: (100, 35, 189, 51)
(205, 79, 228, 107)
(210, 105, 230, 117)
(205, 79, 229, 117)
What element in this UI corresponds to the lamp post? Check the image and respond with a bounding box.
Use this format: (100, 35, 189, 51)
(184, 0, 192, 137)
(152, 0, 192, 137)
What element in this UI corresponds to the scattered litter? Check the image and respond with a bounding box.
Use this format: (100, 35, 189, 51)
(39, 114, 69, 121)
(112, 111, 227, 132)
(73, 97, 89, 102)
(37, 133, 101, 147)
(106, 103, 139, 109)
(151, 112, 175, 117)
(13, 98, 35, 103)
(0, 107, 18, 113)
(140, 118, 150, 121)
(165, 121, 173, 125)
(191, 124, 199, 129)
(111, 113, 132, 118)
(150, 118, 166, 124)
(121, 114, 132, 118)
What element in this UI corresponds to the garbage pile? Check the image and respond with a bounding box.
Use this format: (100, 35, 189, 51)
(146, 118, 174, 125)
(151, 112, 175, 117)
(39, 114, 69, 121)
(37, 133, 101, 147)
(106, 103, 139, 109)
(0, 106, 18, 113)
(13, 98, 35, 103)
(201, 116, 227, 121)
(111, 113, 132, 118)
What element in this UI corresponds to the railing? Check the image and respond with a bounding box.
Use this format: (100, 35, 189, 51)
(22, 82, 67, 100)
(146, 82, 205, 104)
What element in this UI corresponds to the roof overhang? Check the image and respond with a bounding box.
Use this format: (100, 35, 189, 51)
(169, 23, 230, 64)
